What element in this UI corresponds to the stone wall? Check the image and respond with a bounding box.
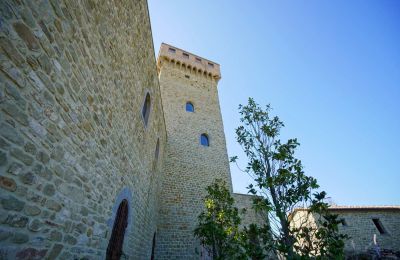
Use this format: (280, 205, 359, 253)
(290, 208, 400, 256)
(0, 0, 166, 259)
(156, 46, 232, 259)
(233, 193, 265, 229)
(332, 209, 400, 255)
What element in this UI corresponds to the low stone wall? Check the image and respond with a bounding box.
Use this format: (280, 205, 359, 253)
(290, 208, 400, 257)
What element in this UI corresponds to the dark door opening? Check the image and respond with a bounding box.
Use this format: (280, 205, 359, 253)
(106, 199, 129, 260)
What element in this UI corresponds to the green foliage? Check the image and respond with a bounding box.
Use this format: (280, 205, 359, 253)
(241, 223, 274, 259)
(233, 98, 347, 258)
(194, 180, 246, 260)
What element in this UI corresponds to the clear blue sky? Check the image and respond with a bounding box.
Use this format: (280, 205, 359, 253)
(148, 0, 400, 206)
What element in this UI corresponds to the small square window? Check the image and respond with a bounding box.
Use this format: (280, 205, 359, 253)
(195, 57, 202, 63)
(208, 62, 214, 68)
(185, 75, 190, 79)
(340, 218, 348, 226)
(168, 48, 176, 53)
(183, 53, 189, 59)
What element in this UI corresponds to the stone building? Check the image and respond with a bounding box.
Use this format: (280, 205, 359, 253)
(0, 0, 258, 259)
(290, 206, 400, 257)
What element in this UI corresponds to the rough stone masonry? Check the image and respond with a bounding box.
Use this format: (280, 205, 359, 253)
(0, 0, 260, 259)
(0, 0, 166, 258)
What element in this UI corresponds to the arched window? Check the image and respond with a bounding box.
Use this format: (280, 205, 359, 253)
(186, 102, 194, 112)
(106, 199, 129, 260)
(200, 134, 209, 147)
(142, 93, 151, 126)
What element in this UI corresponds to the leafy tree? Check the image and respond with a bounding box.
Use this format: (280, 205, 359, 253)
(194, 179, 246, 259)
(231, 98, 347, 259)
(241, 223, 273, 259)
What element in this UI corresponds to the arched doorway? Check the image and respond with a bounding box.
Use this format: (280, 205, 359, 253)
(106, 199, 129, 260)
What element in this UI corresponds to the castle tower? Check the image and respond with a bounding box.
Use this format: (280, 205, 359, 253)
(156, 43, 232, 258)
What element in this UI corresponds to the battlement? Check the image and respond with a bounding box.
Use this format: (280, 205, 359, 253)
(157, 43, 221, 80)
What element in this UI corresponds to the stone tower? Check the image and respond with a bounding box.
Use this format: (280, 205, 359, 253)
(156, 43, 233, 258)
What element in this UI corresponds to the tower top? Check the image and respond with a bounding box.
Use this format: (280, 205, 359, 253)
(157, 43, 221, 80)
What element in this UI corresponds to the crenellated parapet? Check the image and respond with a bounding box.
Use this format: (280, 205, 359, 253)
(157, 43, 221, 80)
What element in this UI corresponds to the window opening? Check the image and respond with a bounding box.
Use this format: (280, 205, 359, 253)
(372, 219, 386, 234)
(150, 232, 156, 260)
(142, 93, 151, 126)
(200, 134, 209, 146)
(155, 139, 160, 161)
(186, 102, 194, 112)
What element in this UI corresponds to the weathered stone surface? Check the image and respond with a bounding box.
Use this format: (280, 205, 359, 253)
(64, 234, 77, 245)
(11, 232, 29, 244)
(0, 151, 7, 166)
(0, 123, 24, 146)
(0, 176, 17, 191)
(50, 146, 64, 161)
(28, 219, 42, 232)
(59, 184, 83, 202)
(13, 22, 40, 51)
(49, 230, 62, 242)
(2, 196, 25, 211)
(28, 71, 45, 91)
(26, 55, 39, 70)
(1, 101, 29, 126)
(47, 243, 63, 259)
(0, 0, 242, 259)
(24, 142, 37, 155)
(0, 137, 10, 149)
(15, 247, 47, 259)
(0, 37, 24, 66)
(3, 214, 28, 227)
(29, 119, 47, 137)
(0, 228, 12, 241)
(8, 162, 24, 176)
(38, 20, 53, 43)
(46, 199, 62, 212)
(24, 205, 41, 216)
(42, 184, 55, 196)
(19, 172, 36, 185)
(20, 8, 36, 28)
(10, 148, 34, 166)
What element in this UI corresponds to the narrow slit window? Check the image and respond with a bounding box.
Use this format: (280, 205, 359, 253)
(186, 102, 194, 112)
(183, 53, 189, 58)
(200, 134, 209, 146)
(155, 138, 160, 161)
(142, 93, 151, 126)
(372, 219, 386, 234)
(151, 232, 156, 260)
(168, 48, 176, 53)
